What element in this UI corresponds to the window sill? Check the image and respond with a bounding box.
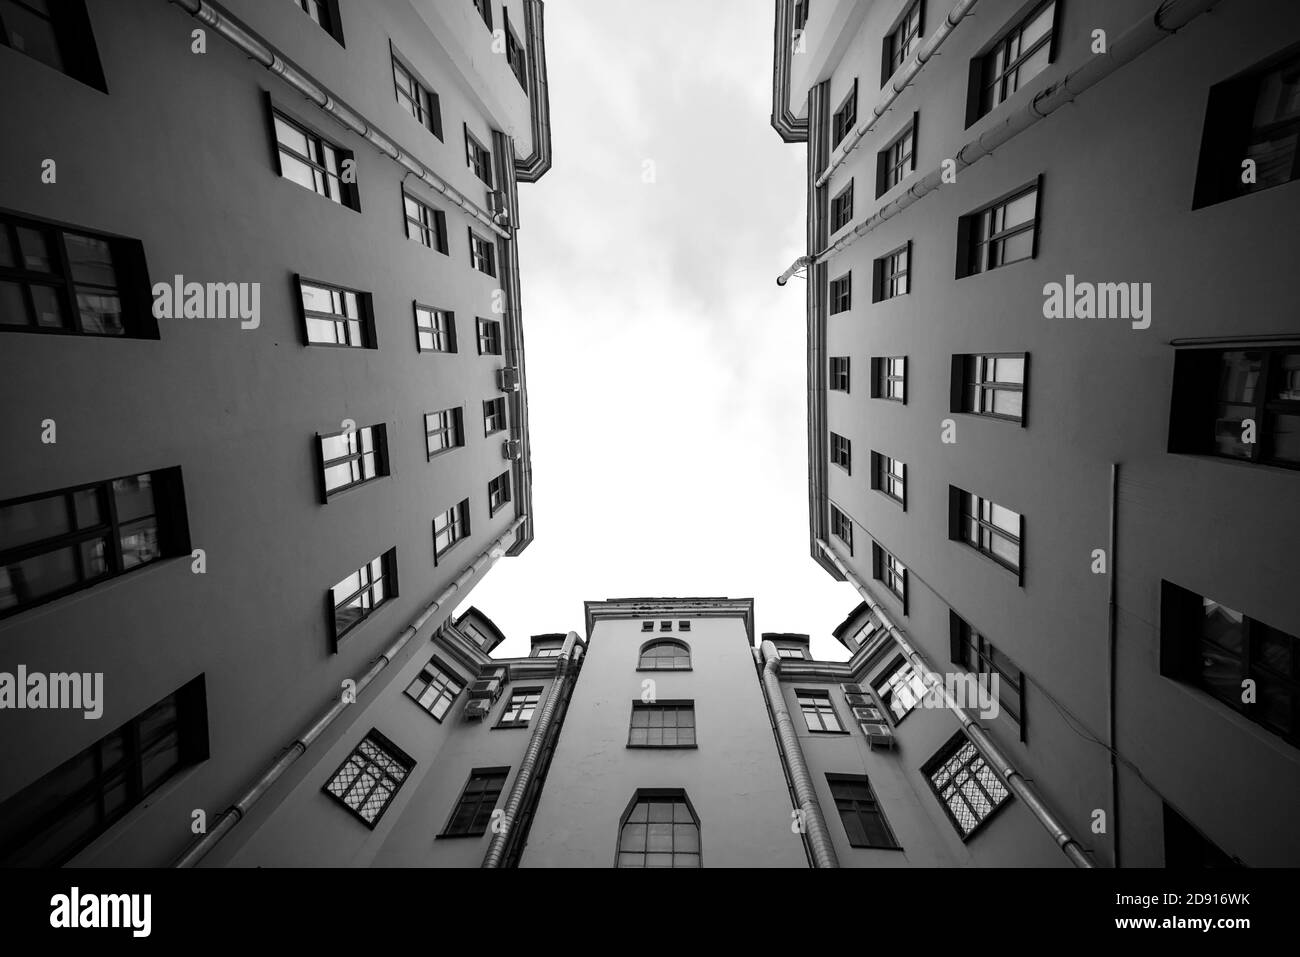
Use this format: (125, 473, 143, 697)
(626, 744, 699, 750)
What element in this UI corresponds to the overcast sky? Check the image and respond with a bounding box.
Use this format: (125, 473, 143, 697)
(458, 0, 855, 660)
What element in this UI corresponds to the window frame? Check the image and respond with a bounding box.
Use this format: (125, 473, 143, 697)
(952, 352, 1028, 425)
(871, 540, 908, 613)
(956, 176, 1042, 279)
(829, 431, 852, 474)
(873, 655, 928, 724)
(870, 355, 907, 403)
(476, 316, 503, 356)
(402, 188, 449, 255)
(870, 450, 906, 509)
(826, 773, 902, 850)
(615, 789, 701, 868)
(637, 638, 693, 672)
(627, 700, 698, 749)
(881, 0, 923, 88)
(829, 356, 851, 392)
(433, 499, 471, 563)
(503, 9, 527, 89)
(829, 503, 853, 555)
(414, 302, 457, 353)
(796, 689, 847, 734)
(831, 180, 855, 232)
(425, 406, 465, 460)
(832, 78, 858, 148)
(0, 0, 107, 90)
(496, 687, 544, 729)
(829, 272, 852, 314)
(464, 124, 494, 187)
(404, 655, 465, 722)
(391, 44, 443, 139)
(268, 99, 359, 211)
(871, 241, 912, 302)
(439, 767, 509, 838)
(966, 0, 1059, 126)
(875, 113, 918, 198)
(923, 732, 1012, 840)
(469, 228, 497, 277)
(329, 548, 398, 648)
(487, 470, 512, 517)
(322, 730, 414, 829)
(949, 486, 1023, 580)
(317, 423, 389, 502)
(296, 274, 375, 349)
(483, 396, 507, 436)
(950, 610, 1027, 740)
(473, 0, 493, 30)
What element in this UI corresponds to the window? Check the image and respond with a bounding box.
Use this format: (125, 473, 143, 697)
(1168, 346, 1300, 469)
(331, 549, 396, 645)
(425, 407, 465, 458)
(638, 639, 691, 671)
(1163, 804, 1241, 868)
(828, 774, 900, 849)
(0, 210, 154, 338)
(871, 356, 907, 402)
(291, 0, 344, 43)
(881, 0, 922, 86)
(0, 468, 189, 621)
(641, 621, 654, 632)
(679, 620, 692, 631)
(956, 180, 1039, 278)
(473, 0, 493, 30)
(829, 273, 851, 314)
(832, 79, 858, 148)
(777, 647, 807, 660)
(659, 621, 672, 631)
(405, 657, 464, 721)
(876, 114, 917, 197)
(392, 52, 442, 138)
(628, 702, 697, 747)
(299, 278, 374, 348)
(1193, 47, 1300, 207)
(797, 690, 843, 732)
(829, 503, 853, 554)
(442, 768, 508, 837)
(874, 656, 927, 721)
(1160, 581, 1299, 748)
(870, 451, 906, 507)
(403, 190, 448, 254)
(319, 424, 388, 499)
(272, 108, 357, 209)
(433, 499, 470, 561)
(414, 303, 456, 353)
(465, 126, 493, 187)
(324, 731, 413, 827)
(925, 733, 1011, 838)
(0, 675, 207, 866)
(830, 431, 851, 473)
(968, 0, 1057, 124)
(484, 397, 507, 435)
(532, 646, 563, 658)
(829, 356, 850, 392)
(469, 229, 497, 277)
(953, 353, 1026, 423)
(951, 611, 1025, 737)
(487, 470, 511, 516)
(793, 0, 809, 34)
(831, 180, 854, 232)
(503, 10, 526, 89)
(497, 688, 543, 728)
(0, 0, 105, 89)
(950, 488, 1022, 575)
(872, 241, 911, 301)
(476, 317, 502, 355)
(617, 791, 700, 868)
(872, 541, 908, 610)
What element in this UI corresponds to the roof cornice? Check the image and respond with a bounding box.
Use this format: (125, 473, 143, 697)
(771, 0, 809, 142)
(515, 0, 553, 182)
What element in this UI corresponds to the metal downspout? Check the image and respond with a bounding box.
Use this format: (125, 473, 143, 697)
(760, 641, 839, 868)
(1107, 463, 1121, 867)
(482, 631, 579, 868)
(754, 648, 817, 867)
(173, 517, 526, 867)
(816, 539, 1094, 868)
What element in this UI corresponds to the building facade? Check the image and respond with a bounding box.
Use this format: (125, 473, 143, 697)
(773, 0, 1300, 867)
(0, 0, 552, 867)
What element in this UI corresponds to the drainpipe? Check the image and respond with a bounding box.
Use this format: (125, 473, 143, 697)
(1107, 463, 1121, 867)
(482, 630, 579, 868)
(754, 648, 817, 867)
(816, 538, 1094, 868)
(760, 641, 839, 868)
(814, 0, 981, 189)
(778, 0, 1225, 279)
(166, 0, 508, 239)
(775, 255, 811, 287)
(173, 516, 526, 868)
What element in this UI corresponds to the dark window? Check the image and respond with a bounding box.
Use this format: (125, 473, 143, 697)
(617, 791, 700, 868)
(403, 190, 448, 254)
(0, 675, 208, 866)
(793, 0, 810, 34)
(331, 549, 397, 645)
(872, 540, 907, 610)
(950, 487, 1022, 575)
(638, 639, 691, 671)
(967, 0, 1057, 124)
(1169, 346, 1300, 469)
(503, 10, 526, 89)
(1163, 804, 1242, 868)
(0, 0, 105, 89)
(484, 397, 507, 435)
(473, 0, 493, 30)
(425, 407, 465, 458)
(829, 273, 852, 314)
(873, 656, 927, 722)
(777, 646, 807, 660)
(433, 499, 470, 561)
(679, 620, 692, 631)
(497, 688, 543, 728)
(0, 468, 189, 621)
(881, 0, 923, 86)
(319, 424, 388, 499)
(405, 656, 464, 721)
(830, 503, 853, 554)
(476, 316, 503, 355)
(0, 210, 154, 338)
(956, 179, 1039, 278)
(831, 180, 854, 232)
(1161, 581, 1299, 748)
(870, 451, 906, 508)
(829, 356, 851, 392)
(292, 0, 344, 43)
(414, 303, 456, 353)
(324, 731, 413, 827)
(828, 774, 900, 849)
(924, 733, 1011, 838)
(487, 470, 511, 516)
(871, 356, 907, 402)
(469, 228, 497, 277)
(660, 620, 672, 631)
(299, 277, 375, 348)
(465, 126, 494, 187)
(951, 611, 1026, 737)
(876, 114, 917, 197)
(832, 79, 858, 148)
(392, 52, 442, 138)
(830, 431, 851, 473)
(641, 620, 654, 632)
(797, 690, 843, 732)
(272, 108, 358, 209)
(628, 701, 697, 748)
(953, 353, 1026, 423)
(872, 241, 911, 301)
(442, 768, 508, 837)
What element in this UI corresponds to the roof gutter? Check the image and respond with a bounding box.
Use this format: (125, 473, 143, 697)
(514, 0, 553, 182)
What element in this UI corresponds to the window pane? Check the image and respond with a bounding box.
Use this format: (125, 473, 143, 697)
(0, 493, 71, 550)
(64, 234, 117, 287)
(1, 546, 78, 608)
(0, 280, 27, 325)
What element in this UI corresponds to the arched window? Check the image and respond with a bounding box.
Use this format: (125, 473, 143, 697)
(638, 639, 691, 671)
(617, 790, 700, 868)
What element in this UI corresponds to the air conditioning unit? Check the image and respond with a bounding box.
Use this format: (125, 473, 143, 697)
(852, 705, 886, 723)
(468, 677, 502, 701)
(844, 692, 872, 707)
(860, 722, 895, 749)
(464, 698, 492, 721)
(497, 366, 520, 393)
(840, 683, 866, 695)
(502, 438, 522, 460)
